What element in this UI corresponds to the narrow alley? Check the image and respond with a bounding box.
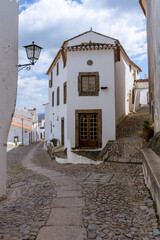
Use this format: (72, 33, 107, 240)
(0, 106, 160, 240)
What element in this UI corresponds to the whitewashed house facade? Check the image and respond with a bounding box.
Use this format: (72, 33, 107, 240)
(8, 108, 38, 146)
(43, 103, 50, 143)
(38, 118, 45, 140)
(46, 30, 141, 156)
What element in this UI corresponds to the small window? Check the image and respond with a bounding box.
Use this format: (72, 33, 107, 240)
(63, 61, 66, 68)
(50, 121, 52, 133)
(132, 89, 135, 104)
(49, 71, 53, 88)
(64, 82, 67, 104)
(57, 62, 59, 76)
(129, 64, 132, 72)
(52, 91, 54, 107)
(78, 72, 99, 96)
(134, 70, 136, 81)
(57, 87, 60, 105)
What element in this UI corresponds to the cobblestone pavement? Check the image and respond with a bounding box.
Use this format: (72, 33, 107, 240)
(0, 106, 160, 239)
(105, 105, 150, 164)
(0, 145, 56, 240)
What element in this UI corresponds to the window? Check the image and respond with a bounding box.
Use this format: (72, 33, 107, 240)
(63, 61, 66, 68)
(129, 64, 132, 72)
(78, 72, 99, 96)
(49, 71, 53, 88)
(82, 76, 96, 92)
(52, 91, 54, 107)
(64, 82, 67, 104)
(57, 87, 60, 105)
(134, 70, 136, 81)
(57, 62, 59, 76)
(50, 121, 52, 133)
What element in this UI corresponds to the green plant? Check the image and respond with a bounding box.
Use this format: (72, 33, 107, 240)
(50, 138, 58, 147)
(143, 120, 150, 129)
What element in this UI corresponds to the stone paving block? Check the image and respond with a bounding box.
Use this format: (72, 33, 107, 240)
(46, 207, 82, 226)
(58, 185, 82, 191)
(54, 178, 77, 186)
(51, 197, 85, 208)
(36, 226, 87, 240)
(57, 190, 82, 198)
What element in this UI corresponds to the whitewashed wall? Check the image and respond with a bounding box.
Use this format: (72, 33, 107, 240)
(140, 89, 148, 105)
(8, 125, 30, 146)
(67, 49, 116, 149)
(146, 0, 160, 132)
(115, 52, 140, 123)
(44, 104, 50, 142)
(115, 54, 126, 123)
(48, 55, 67, 146)
(0, 0, 19, 197)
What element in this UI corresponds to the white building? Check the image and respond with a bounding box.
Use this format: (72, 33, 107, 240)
(38, 118, 45, 140)
(134, 78, 149, 111)
(45, 29, 141, 159)
(0, 0, 19, 197)
(140, 0, 160, 132)
(43, 103, 50, 143)
(8, 108, 38, 146)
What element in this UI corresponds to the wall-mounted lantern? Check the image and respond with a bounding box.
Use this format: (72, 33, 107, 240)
(18, 41, 43, 71)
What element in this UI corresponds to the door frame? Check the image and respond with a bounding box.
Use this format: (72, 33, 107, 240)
(75, 109, 102, 148)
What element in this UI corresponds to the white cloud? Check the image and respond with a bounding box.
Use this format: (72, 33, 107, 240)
(18, 0, 147, 112)
(16, 76, 48, 112)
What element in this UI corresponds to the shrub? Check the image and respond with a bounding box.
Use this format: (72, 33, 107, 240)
(143, 120, 150, 129)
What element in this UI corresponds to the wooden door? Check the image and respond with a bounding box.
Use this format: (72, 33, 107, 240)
(79, 113, 98, 148)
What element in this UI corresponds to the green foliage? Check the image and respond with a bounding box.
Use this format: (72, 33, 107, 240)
(143, 120, 150, 129)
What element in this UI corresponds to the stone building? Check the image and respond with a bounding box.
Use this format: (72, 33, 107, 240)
(0, 0, 19, 197)
(45, 29, 141, 161)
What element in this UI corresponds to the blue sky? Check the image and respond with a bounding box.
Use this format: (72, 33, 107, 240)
(17, 0, 147, 113)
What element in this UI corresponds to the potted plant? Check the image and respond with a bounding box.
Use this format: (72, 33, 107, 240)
(50, 138, 58, 147)
(142, 120, 154, 140)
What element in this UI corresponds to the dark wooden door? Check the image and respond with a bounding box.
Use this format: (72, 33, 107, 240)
(79, 113, 98, 148)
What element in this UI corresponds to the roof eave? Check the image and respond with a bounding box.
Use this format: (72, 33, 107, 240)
(139, 0, 146, 16)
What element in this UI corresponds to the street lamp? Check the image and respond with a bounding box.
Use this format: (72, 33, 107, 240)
(18, 41, 43, 71)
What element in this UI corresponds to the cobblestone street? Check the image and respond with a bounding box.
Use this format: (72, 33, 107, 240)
(1, 106, 160, 239)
